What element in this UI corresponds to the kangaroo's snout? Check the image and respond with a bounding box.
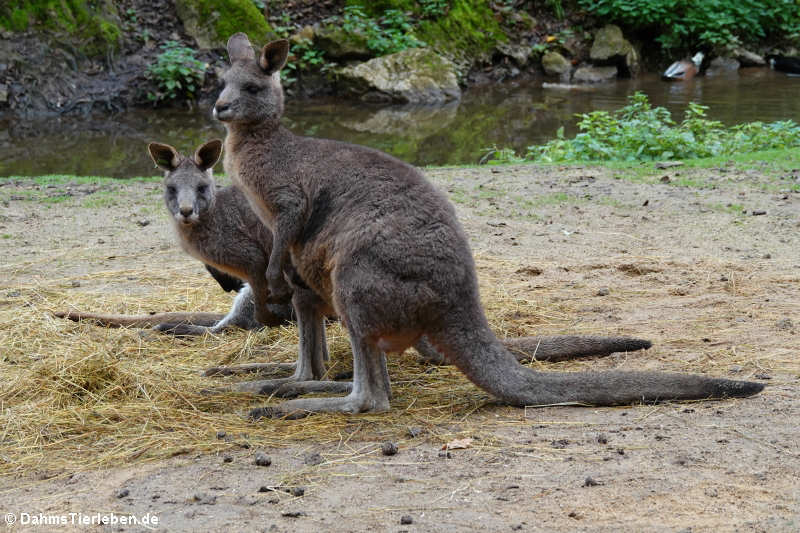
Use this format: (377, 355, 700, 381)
(179, 205, 194, 217)
(213, 101, 232, 121)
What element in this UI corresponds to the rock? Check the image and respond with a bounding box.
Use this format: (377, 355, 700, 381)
(337, 48, 461, 104)
(314, 24, 372, 61)
(583, 476, 601, 487)
(573, 66, 618, 83)
(400, 515, 414, 525)
(590, 25, 639, 76)
(542, 51, 571, 77)
(254, 451, 272, 466)
(707, 57, 740, 75)
(223, 455, 233, 463)
(510, 12, 537, 31)
(381, 442, 399, 456)
(174, 0, 272, 50)
(290, 25, 315, 45)
(776, 318, 794, 330)
(114, 488, 130, 499)
(596, 287, 610, 296)
(192, 493, 217, 505)
(497, 42, 531, 67)
(733, 47, 765, 67)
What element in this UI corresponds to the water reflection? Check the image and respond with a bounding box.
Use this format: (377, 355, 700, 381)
(1, 69, 798, 177)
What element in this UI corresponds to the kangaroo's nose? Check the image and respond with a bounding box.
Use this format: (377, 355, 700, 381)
(214, 102, 230, 114)
(180, 206, 193, 217)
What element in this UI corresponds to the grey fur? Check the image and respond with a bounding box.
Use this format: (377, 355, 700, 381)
(214, 34, 763, 418)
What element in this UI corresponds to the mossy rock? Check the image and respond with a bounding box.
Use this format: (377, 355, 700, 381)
(0, 0, 121, 56)
(590, 24, 639, 76)
(542, 51, 571, 76)
(314, 24, 372, 61)
(336, 48, 460, 104)
(414, 0, 506, 62)
(174, 0, 273, 50)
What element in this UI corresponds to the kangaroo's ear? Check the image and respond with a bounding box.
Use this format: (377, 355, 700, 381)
(148, 142, 181, 171)
(227, 32, 255, 63)
(194, 139, 223, 171)
(259, 39, 289, 75)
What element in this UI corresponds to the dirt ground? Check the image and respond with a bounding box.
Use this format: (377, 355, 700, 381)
(0, 161, 798, 532)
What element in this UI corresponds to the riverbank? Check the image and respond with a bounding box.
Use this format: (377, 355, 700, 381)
(1, 0, 798, 118)
(0, 159, 798, 531)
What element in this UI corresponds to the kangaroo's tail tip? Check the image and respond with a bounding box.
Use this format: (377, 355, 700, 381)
(717, 379, 765, 398)
(629, 338, 652, 351)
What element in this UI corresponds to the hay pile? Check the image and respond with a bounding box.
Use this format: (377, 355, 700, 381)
(0, 254, 789, 480)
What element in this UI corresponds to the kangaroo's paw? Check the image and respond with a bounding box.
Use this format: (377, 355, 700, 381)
(272, 380, 353, 399)
(203, 362, 297, 377)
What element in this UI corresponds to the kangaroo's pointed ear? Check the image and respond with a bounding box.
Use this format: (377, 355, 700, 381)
(227, 32, 255, 63)
(148, 142, 181, 171)
(194, 139, 223, 171)
(259, 39, 289, 75)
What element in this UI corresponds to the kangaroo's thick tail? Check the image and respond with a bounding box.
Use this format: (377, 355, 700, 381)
(428, 314, 764, 406)
(52, 310, 225, 328)
(415, 335, 651, 364)
(502, 335, 651, 362)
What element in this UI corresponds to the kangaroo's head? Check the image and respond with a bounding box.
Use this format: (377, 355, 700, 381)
(213, 34, 290, 125)
(147, 139, 223, 227)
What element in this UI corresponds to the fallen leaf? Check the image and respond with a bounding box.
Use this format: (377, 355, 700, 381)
(442, 438, 473, 450)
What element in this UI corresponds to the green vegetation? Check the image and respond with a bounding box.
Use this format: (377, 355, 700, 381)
(578, 0, 800, 55)
(146, 41, 206, 103)
(484, 93, 800, 164)
(0, 0, 121, 55)
(333, 5, 425, 55)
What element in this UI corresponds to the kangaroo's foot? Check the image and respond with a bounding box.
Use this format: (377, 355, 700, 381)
(203, 362, 297, 377)
(250, 333, 390, 419)
(204, 376, 351, 397)
(249, 387, 387, 420)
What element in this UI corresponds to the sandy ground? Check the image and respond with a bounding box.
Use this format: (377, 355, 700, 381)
(0, 161, 798, 532)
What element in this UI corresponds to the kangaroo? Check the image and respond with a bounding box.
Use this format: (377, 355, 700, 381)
(54, 138, 655, 387)
(213, 34, 763, 418)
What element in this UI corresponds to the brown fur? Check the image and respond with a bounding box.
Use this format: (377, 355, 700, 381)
(214, 34, 762, 417)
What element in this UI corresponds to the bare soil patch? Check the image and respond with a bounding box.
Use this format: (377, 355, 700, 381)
(0, 163, 798, 532)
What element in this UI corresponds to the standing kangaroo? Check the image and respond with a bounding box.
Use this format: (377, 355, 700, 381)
(214, 34, 763, 418)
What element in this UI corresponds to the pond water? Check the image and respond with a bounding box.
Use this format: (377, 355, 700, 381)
(1, 68, 798, 178)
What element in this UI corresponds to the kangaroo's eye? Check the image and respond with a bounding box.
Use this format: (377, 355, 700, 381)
(197, 185, 208, 194)
(166, 186, 176, 195)
(244, 84, 261, 94)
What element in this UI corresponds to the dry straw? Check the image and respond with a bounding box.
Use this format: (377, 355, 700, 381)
(0, 255, 790, 480)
